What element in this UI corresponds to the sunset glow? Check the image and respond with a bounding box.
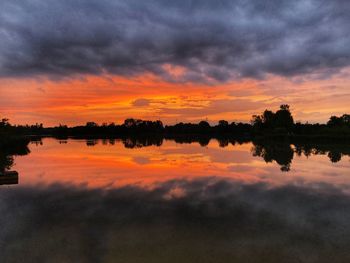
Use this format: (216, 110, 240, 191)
(2, 1, 350, 262)
(1, 69, 350, 126)
(1, 0, 349, 126)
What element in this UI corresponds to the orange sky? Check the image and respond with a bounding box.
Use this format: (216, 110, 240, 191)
(1, 0, 350, 127)
(1, 68, 350, 126)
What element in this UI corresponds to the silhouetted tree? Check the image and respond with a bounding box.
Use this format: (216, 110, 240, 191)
(198, 121, 210, 128)
(262, 110, 275, 128)
(251, 105, 294, 133)
(275, 105, 294, 130)
(0, 118, 10, 129)
(251, 115, 263, 130)
(280, 104, 290, 111)
(86, 122, 98, 127)
(327, 114, 350, 127)
(218, 120, 229, 127)
(124, 118, 138, 128)
(2, 106, 350, 141)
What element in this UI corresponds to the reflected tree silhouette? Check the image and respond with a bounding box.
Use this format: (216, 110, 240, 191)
(251, 142, 350, 172)
(122, 137, 163, 148)
(31, 139, 43, 146)
(328, 151, 342, 163)
(251, 142, 294, 171)
(78, 136, 350, 169)
(0, 153, 14, 173)
(218, 138, 230, 148)
(198, 137, 210, 147)
(0, 137, 30, 173)
(294, 143, 350, 163)
(2, 133, 349, 175)
(251, 141, 350, 170)
(86, 139, 98, 146)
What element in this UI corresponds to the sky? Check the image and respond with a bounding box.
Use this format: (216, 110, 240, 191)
(0, 0, 349, 126)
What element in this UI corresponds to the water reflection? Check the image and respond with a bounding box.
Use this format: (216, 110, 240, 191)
(2, 138, 350, 261)
(122, 137, 163, 148)
(0, 141, 29, 172)
(251, 141, 350, 172)
(293, 142, 350, 163)
(71, 137, 350, 172)
(1, 178, 350, 262)
(3, 138, 347, 190)
(254, 140, 345, 167)
(251, 142, 294, 172)
(77, 137, 350, 167)
(0, 139, 29, 185)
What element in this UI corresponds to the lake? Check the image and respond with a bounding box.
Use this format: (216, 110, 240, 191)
(1, 138, 350, 262)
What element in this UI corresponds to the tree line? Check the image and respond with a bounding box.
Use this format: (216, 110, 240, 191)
(1, 105, 350, 139)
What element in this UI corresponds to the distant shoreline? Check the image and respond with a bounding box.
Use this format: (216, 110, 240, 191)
(2, 104, 349, 144)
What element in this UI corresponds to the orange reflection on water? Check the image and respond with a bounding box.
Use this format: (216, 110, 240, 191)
(13, 138, 350, 189)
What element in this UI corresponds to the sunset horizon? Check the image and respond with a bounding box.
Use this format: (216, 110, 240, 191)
(2, 67, 350, 126)
(1, 1, 349, 126)
(1, 1, 350, 262)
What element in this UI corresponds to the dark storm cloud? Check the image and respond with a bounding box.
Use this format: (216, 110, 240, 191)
(0, 0, 349, 82)
(2, 178, 350, 262)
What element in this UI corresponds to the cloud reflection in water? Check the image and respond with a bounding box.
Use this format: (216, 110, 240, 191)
(1, 178, 350, 262)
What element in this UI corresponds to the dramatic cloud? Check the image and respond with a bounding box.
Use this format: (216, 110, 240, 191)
(132, 98, 151, 107)
(157, 98, 264, 118)
(1, 0, 349, 82)
(1, 178, 350, 262)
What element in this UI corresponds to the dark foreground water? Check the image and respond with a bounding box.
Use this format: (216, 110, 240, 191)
(1, 138, 350, 262)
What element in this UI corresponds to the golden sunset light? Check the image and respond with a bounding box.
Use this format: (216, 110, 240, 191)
(1, 69, 350, 126)
(1, 1, 350, 262)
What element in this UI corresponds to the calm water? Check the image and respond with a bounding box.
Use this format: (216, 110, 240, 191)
(1, 138, 350, 262)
